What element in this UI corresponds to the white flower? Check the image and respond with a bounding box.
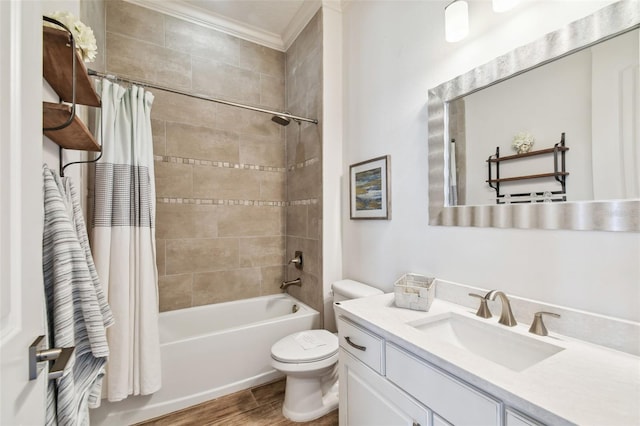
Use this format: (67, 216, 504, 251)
(512, 132, 535, 153)
(44, 11, 97, 63)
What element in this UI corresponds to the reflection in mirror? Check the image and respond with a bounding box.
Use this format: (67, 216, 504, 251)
(448, 29, 639, 206)
(428, 0, 640, 232)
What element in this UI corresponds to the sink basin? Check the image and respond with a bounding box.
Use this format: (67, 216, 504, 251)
(409, 313, 564, 372)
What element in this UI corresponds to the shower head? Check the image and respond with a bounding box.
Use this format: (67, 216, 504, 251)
(271, 114, 291, 126)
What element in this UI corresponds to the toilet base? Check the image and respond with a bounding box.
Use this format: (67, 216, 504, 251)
(282, 379, 338, 422)
(277, 361, 339, 423)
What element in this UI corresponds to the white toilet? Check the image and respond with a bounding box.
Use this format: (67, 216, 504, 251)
(270, 279, 383, 422)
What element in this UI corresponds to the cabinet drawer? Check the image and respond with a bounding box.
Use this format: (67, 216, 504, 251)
(386, 343, 501, 426)
(505, 408, 544, 426)
(337, 317, 385, 374)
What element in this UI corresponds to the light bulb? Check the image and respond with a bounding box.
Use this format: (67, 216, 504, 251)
(445, 0, 469, 43)
(493, 0, 519, 13)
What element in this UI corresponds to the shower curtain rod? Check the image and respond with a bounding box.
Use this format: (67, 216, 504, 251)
(87, 69, 319, 125)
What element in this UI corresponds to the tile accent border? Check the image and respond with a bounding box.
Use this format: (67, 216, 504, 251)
(155, 155, 286, 173)
(288, 199, 319, 206)
(156, 197, 318, 206)
(157, 197, 287, 206)
(288, 157, 319, 171)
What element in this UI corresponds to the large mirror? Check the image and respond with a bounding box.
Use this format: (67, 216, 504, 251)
(428, 0, 640, 232)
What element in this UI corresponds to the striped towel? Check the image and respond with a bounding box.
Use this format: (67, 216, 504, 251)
(42, 165, 114, 425)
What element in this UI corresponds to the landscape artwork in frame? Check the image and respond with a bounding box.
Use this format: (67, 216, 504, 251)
(350, 155, 391, 220)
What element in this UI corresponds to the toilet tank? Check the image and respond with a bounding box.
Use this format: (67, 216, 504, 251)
(332, 279, 383, 303)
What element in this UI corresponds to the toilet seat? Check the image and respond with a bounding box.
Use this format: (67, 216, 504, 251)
(271, 330, 338, 363)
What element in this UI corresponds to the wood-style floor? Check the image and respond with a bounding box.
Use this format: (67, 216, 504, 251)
(134, 379, 339, 426)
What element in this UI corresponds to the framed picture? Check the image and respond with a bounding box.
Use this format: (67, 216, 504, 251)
(350, 155, 391, 220)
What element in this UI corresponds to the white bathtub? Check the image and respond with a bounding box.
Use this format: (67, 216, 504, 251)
(90, 294, 320, 425)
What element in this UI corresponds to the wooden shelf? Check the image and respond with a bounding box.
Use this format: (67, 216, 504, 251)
(43, 26, 100, 107)
(487, 172, 569, 184)
(486, 133, 568, 203)
(487, 146, 569, 163)
(43, 102, 101, 151)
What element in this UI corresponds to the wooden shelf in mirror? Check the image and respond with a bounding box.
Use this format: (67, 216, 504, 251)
(486, 146, 569, 163)
(487, 172, 569, 184)
(43, 26, 101, 107)
(43, 102, 101, 151)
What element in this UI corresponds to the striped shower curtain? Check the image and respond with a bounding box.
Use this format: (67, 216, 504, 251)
(91, 79, 161, 401)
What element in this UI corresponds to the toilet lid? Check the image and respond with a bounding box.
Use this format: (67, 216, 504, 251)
(272, 330, 338, 363)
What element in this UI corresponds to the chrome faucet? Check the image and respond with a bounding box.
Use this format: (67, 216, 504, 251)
(485, 290, 517, 327)
(280, 277, 302, 291)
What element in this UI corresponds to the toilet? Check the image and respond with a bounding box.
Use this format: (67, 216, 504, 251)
(270, 279, 383, 422)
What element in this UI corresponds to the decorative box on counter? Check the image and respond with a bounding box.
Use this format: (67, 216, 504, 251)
(394, 274, 436, 311)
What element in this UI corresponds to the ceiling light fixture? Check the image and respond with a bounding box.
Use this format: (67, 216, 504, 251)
(445, 0, 469, 43)
(492, 0, 519, 13)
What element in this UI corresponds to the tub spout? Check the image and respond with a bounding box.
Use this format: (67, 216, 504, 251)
(281, 278, 302, 291)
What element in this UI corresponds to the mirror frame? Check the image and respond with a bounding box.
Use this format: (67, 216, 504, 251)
(428, 0, 640, 232)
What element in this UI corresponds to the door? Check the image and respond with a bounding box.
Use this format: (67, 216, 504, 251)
(1, 0, 47, 424)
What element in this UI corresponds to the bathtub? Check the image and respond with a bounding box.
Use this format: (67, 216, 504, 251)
(90, 293, 320, 425)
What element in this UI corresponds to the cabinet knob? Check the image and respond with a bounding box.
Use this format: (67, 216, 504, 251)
(412, 422, 421, 426)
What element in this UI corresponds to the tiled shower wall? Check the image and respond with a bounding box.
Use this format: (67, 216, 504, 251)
(283, 11, 324, 318)
(106, 0, 289, 311)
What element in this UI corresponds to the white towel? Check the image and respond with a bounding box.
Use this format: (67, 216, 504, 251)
(295, 332, 327, 350)
(42, 165, 114, 425)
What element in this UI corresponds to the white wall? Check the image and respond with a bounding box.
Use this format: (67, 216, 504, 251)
(342, 0, 640, 323)
(322, 2, 344, 331)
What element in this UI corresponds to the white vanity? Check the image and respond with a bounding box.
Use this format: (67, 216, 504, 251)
(334, 287, 640, 426)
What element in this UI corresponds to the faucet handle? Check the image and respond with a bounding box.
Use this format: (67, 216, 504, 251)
(288, 251, 303, 270)
(528, 311, 560, 336)
(468, 293, 492, 319)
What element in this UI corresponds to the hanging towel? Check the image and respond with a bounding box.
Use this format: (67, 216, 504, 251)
(42, 164, 114, 425)
(91, 79, 162, 401)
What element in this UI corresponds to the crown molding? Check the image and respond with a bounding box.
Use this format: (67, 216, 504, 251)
(125, 0, 287, 51)
(282, 0, 323, 51)
(322, 0, 343, 13)
(340, 0, 354, 13)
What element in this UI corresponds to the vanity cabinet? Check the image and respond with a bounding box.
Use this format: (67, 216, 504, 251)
(386, 343, 501, 426)
(337, 316, 544, 426)
(340, 349, 429, 426)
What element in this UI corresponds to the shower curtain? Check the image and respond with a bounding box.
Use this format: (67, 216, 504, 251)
(91, 79, 161, 401)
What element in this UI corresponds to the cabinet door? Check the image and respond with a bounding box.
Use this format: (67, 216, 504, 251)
(340, 349, 430, 426)
(433, 414, 452, 426)
(386, 343, 501, 426)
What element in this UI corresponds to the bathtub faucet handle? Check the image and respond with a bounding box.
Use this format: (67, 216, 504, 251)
(288, 251, 303, 270)
(281, 277, 302, 291)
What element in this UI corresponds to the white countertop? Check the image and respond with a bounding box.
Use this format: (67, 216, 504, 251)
(334, 293, 640, 426)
